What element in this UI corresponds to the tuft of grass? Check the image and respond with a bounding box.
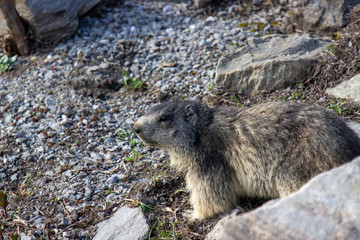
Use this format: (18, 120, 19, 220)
(125, 148, 147, 162)
(138, 202, 154, 213)
(121, 69, 147, 90)
(116, 128, 129, 139)
(328, 101, 343, 116)
(173, 188, 187, 195)
(0, 191, 8, 218)
(128, 138, 140, 146)
(149, 217, 179, 240)
(0, 55, 17, 72)
(229, 95, 242, 107)
(153, 171, 167, 185)
(11, 233, 20, 240)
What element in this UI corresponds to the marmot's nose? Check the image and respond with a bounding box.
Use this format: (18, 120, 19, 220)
(133, 121, 141, 134)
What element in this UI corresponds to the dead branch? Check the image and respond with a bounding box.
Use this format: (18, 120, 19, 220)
(0, 0, 29, 56)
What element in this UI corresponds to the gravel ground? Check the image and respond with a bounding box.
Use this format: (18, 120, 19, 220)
(0, 0, 325, 239)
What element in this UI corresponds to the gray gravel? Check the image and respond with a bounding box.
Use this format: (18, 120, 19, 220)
(0, 0, 288, 238)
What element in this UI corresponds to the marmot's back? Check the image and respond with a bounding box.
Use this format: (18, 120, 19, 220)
(221, 102, 360, 198)
(134, 100, 360, 219)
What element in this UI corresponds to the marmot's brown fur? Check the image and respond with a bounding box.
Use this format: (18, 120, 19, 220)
(133, 100, 360, 219)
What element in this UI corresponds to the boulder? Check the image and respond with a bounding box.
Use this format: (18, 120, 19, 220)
(326, 74, 360, 104)
(93, 206, 150, 240)
(288, 0, 359, 31)
(349, 122, 360, 137)
(0, 10, 9, 35)
(215, 34, 331, 96)
(219, 156, 360, 240)
(206, 208, 243, 240)
(13, 0, 100, 43)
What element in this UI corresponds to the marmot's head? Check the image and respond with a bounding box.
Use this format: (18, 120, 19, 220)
(133, 100, 213, 150)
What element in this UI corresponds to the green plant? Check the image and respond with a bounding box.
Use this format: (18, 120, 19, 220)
(116, 128, 129, 139)
(0, 191, 8, 218)
(153, 170, 167, 184)
(173, 188, 187, 195)
(149, 217, 179, 240)
(121, 69, 147, 90)
(106, 187, 113, 195)
(128, 138, 140, 146)
(138, 202, 154, 213)
(0, 55, 17, 72)
(229, 95, 242, 107)
(329, 103, 343, 116)
(291, 92, 300, 99)
(125, 148, 147, 162)
(11, 233, 20, 240)
(329, 99, 344, 116)
(274, 95, 286, 101)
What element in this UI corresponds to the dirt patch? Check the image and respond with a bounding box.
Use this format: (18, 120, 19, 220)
(124, 166, 267, 240)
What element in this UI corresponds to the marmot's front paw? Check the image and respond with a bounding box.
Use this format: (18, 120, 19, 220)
(183, 209, 201, 220)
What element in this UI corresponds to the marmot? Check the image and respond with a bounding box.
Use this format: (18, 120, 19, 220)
(133, 100, 360, 219)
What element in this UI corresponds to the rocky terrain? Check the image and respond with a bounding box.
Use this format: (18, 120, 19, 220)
(1, 0, 359, 239)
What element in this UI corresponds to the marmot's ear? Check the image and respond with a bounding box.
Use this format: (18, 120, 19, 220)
(185, 105, 196, 121)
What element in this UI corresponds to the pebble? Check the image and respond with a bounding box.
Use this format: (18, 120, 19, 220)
(105, 174, 125, 187)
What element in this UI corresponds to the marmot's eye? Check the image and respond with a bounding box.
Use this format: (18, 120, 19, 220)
(160, 115, 170, 121)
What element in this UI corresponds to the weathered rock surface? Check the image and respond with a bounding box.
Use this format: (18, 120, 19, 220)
(326, 74, 360, 104)
(0, 10, 9, 35)
(13, 0, 100, 43)
(93, 206, 150, 240)
(349, 122, 360, 137)
(215, 34, 331, 96)
(206, 208, 243, 240)
(288, 0, 359, 31)
(219, 156, 360, 240)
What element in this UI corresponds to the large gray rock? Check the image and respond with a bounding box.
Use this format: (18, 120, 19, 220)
(206, 208, 243, 240)
(93, 206, 150, 240)
(349, 122, 360, 137)
(215, 34, 331, 96)
(288, 0, 359, 31)
(0, 10, 9, 35)
(219, 156, 360, 240)
(326, 74, 360, 104)
(13, 0, 100, 43)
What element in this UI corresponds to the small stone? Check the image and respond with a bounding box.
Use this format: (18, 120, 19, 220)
(125, 118, 134, 125)
(93, 207, 150, 240)
(163, 5, 174, 14)
(84, 185, 93, 197)
(60, 115, 69, 125)
(45, 170, 54, 176)
(104, 138, 115, 145)
(11, 173, 18, 181)
(20, 233, 32, 240)
(33, 216, 46, 229)
(99, 62, 109, 69)
(106, 193, 116, 202)
(59, 217, 69, 228)
(105, 174, 124, 187)
(206, 16, 217, 22)
(104, 153, 115, 161)
(90, 152, 102, 161)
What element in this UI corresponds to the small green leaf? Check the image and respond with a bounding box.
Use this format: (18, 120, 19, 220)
(0, 190, 8, 218)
